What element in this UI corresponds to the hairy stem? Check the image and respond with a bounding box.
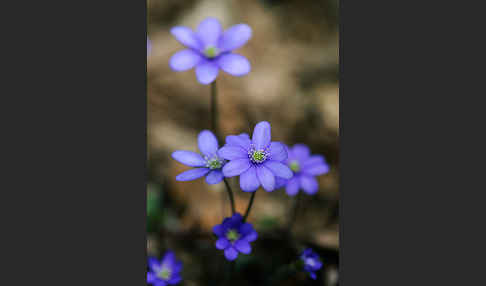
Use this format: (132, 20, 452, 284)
(210, 81, 219, 139)
(243, 191, 257, 222)
(287, 192, 301, 231)
(223, 178, 236, 215)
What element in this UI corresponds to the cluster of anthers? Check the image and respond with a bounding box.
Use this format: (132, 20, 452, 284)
(247, 146, 270, 164)
(204, 155, 224, 170)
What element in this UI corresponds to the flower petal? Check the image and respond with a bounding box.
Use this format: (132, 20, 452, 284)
(170, 26, 202, 50)
(275, 177, 288, 189)
(285, 177, 300, 196)
(148, 257, 161, 272)
(256, 165, 275, 192)
(216, 237, 230, 250)
(172, 261, 183, 273)
(217, 53, 250, 76)
(218, 24, 252, 52)
(197, 17, 222, 47)
(172, 150, 205, 167)
(231, 213, 243, 223)
(292, 144, 310, 161)
(154, 280, 168, 286)
(240, 223, 258, 242)
(234, 239, 252, 254)
(301, 155, 325, 167)
(222, 158, 251, 177)
(213, 224, 224, 236)
(162, 251, 176, 269)
(169, 49, 202, 71)
(168, 276, 182, 285)
(225, 135, 251, 150)
(264, 160, 293, 179)
(299, 175, 318, 195)
(224, 247, 239, 261)
(198, 130, 219, 156)
(309, 271, 317, 280)
(176, 168, 210, 181)
(239, 166, 260, 192)
(206, 170, 224, 184)
(147, 272, 156, 284)
(252, 121, 271, 150)
(269, 142, 288, 161)
(239, 223, 253, 235)
(302, 162, 330, 176)
(195, 60, 219, 85)
(218, 146, 247, 160)
(238, 133, 250, 140)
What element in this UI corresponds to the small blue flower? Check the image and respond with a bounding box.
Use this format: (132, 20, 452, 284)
(213, 213, 258, 261)
(275, 144, 330, 195)
(147, 251, 182, 285)
(218, 121, 293, 192)
(300, 248, 323, 280)
(172, 130, 226, 184)
(169, 17, 252, 85)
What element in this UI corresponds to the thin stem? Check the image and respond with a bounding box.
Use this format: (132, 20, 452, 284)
(223, 178, 236, 215)
(243, 191, 257, 222)
(287, 192, 301, 231)
(210, 80, 219, 138)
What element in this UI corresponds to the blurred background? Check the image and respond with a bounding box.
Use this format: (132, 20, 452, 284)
(147, 0, 339, 285)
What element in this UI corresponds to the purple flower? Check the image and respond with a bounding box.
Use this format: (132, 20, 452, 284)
(147, 251, 182, 285)
(275, 144, 330, 196)
(172, 130, 225, 184)
(300, 248, 323, 280)
(213, 213, 258, 261)
(169, 17, 252, 85)
(218, 121, 293, 192)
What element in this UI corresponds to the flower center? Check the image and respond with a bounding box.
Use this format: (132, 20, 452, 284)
(226, 229, 240, 242)
(205, 156, 223, 170)
(289, 160, 300, 172)
(204, 46, 219, 59)
(157, 267, 171, 280)
(249, 149, 269, 164)
(305, 258, 316, 267)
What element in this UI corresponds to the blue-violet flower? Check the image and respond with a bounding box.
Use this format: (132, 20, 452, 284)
(213, 213, 258, 261)
(147, 251, 182, 285)
(300, 248, 323, 280)
(172, 130, 225, 184)
(169, 17, 252, 85)
(218, 121, 293, 192)
(275, 144, 330, 195)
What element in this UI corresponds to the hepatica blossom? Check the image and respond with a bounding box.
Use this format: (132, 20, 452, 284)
(218, 121, 293, 192)
(147, 251, 182, 285)
(172, 130, 225, 184)
(169, 17, 252, 84)
(300, 248, 323, 280)
(276, 144, 330, 196)
(213, 213, 258, 261)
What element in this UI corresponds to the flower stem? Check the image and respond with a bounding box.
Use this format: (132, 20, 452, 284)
(243, 191, 257, 222)
(210, 80, 235, 216)
(287, 192, 301, 231)
(210, 80, 219, 139)
(223, 178, 236, 215)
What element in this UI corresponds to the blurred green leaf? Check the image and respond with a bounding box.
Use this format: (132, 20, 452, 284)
(257, 216, 279, 231)
(147, 182, 163, 233)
